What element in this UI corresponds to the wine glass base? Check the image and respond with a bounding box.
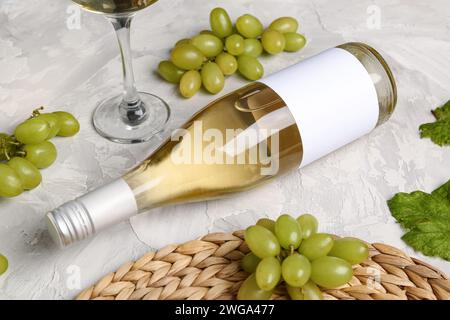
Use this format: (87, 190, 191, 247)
(93, 92, 170, 144)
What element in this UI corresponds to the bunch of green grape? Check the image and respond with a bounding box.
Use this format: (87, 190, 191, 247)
(158, 8, 307, 98)
(0, 107, 80, 198)
(238, 214, 369, 300)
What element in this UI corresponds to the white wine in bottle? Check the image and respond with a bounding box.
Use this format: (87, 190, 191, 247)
(47, 42, 397, 248)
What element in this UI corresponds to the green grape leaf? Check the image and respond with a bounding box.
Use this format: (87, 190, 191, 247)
(431, 179, 450, 202)
(419, 100, 450, 146)
(402, 220, 450, 261)
(432, 100, 450, 121)
(388, 191, 450, 228)
(419, 120, 450, 146)
(387, 179, 450, 261)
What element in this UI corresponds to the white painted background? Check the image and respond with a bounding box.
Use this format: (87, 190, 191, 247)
(0, 0, 449, 299)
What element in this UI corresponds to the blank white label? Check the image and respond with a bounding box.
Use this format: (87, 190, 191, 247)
(260, 47, 379, 167)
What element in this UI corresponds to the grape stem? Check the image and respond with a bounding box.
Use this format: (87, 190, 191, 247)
(289, 245, 294, 255)
(31, 106, 44, 118)
(0, 137, 10, 161)
(1, 148, 8, 161)
(0, 105, 45, 161)
(0, 135, 24, 161)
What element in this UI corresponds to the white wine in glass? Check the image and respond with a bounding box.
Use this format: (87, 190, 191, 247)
(72, 0, 157, 14)
(71, 0, 170, 143)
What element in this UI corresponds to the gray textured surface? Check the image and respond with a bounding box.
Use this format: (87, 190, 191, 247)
(0, 0, 449, 299)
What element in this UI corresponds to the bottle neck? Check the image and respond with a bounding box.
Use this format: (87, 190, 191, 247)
(46, 179, 137, 248)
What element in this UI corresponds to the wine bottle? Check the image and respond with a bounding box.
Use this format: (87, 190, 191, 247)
(47, 42, 397, 248)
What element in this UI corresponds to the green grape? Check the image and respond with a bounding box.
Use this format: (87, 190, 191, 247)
(275, 214, 302, 249)
(199, 30, 214, 35)
(237, 273, 273, 300)
(215, 52, 237, 76)
(261, 30, 286, 55)
(310, 256, 353, 289)
(241, 253, 261, 273)
(201, 62, 224, 94)
(256, 256, 281, 291)
(170, 44, 205, 70)
(0, 163, 23, 198)
(36, 113, 61, 139)
(179, 70, 202, 98)
(237, 55, 264, 80)
(256, 218, 275, 233)
(7, 157, 41, 190)
(191, 34, 223, 58)
(53, 112, 80, 137)
(298, 233, 334, 260)
(23, 141, 57, 169)
(244, 225, 280, 258)
(296, 214, 318, 239)
(14, 118, 50, 144)
(225, 34, 245, 56)
(157, 60, 185, 84)
(284, 33, 306, 52)
(328, 238, 369, 265)
(286, 284, 304, 300)
(175, 38, 191, 47)
(236, 14, 263, 39)
(0, 254, 8, 276)
(281, 254, 311, 287)
(241, 39, 263, 58)
(302, 280, 323, 300)
(210, 7, 233, 38)
(269, 17, 299, 33)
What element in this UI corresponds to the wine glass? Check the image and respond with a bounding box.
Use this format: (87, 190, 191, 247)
(71, 0, 170, 143)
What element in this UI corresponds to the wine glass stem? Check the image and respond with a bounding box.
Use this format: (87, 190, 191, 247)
(107, 14, 146, 125)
